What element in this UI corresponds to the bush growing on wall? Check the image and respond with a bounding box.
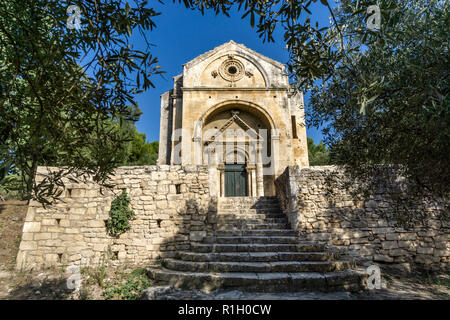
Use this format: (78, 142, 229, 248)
(106, 190, 135, 237)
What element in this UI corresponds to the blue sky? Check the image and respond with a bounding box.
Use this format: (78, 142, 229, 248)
(132, 1, 333, 145)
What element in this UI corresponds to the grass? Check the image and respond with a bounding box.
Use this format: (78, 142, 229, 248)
(78, 287, 93, 300)
(424, 274, 450, 289)
(81, 266, 107, 287)
(405, 268, 450, 294)
(75, 264, 151, 300)
(102, 268, 150, 300)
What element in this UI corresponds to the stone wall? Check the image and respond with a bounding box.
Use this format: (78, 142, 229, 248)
(16, 165, 216, 270)
(275, 166, 450, 271)
(17, 164, 450, 271)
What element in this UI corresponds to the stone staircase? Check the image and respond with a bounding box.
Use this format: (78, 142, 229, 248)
(148, 196, 367, 292)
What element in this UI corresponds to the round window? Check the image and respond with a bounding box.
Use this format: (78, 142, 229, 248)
(218, 57, 245, 82)
(228, 66, 237, 75)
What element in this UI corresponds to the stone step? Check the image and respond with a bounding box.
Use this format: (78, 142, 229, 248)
(176, 251, 336, 262)
(218, 207, 281, 212)
(215, 229, 296, 237)
(163, 259, 351, 273)
(215, 223, 291, 230)
(218, 205, 280, 209)
(148, 268, 367, 293)
(218, 204, 281, 209)
(218, 203, 280, 209)
(216, 213, 285, 219)
(204, 236, 301, 244)
(148, 192, 365, 293)
(217, 211, 284, 216)
(219, 199, 280, 204)
(215, 217, 289, 224)
(219, 205, 281, 210)
(190, 243, 326, 253)
(219, 196, 278, 202)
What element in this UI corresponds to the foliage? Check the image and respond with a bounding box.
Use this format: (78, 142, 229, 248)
(103, 268, 150, 300)
(0, 174, 27, 199)
(129, 134, 158, 165)
(175, 0, 401, 91)
(81, 267, 106, 288)
(0, 0, 163, 203)
(113, 105, 159, 166)
(81, 252, 108, 287)
(307, 137, 330, 166)
(1, 0, 446, 205)
(182, 1, 448, 201)
(307, 0, 449, 199)
(124, 131, 159, 166)
(78, 288, 93, 300)
(106, 190, 135, 237)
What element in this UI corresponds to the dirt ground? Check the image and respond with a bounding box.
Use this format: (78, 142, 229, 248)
(0, 200, 28, 268)
(0, 200, 448, 300)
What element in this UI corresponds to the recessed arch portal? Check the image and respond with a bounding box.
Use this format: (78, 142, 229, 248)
(196, 100, 277, 136)
(199, 101, 274, 197)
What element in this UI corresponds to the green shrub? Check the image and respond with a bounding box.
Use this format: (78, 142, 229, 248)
(103, 268, 150, 300)
(106, 190, 135, 237)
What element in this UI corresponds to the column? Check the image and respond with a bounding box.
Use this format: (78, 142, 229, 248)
(218, 164, 225, 197)
(247, 165, 256, 197)
(256, 143, 264, 197)
(157, 90, 172, 164)
(208, 150, 218, 197)
(193, 137, 202, 165)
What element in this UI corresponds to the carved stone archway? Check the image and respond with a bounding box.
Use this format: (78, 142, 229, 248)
(201, 103, 274, 197)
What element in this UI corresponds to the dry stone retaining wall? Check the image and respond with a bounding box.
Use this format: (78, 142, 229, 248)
(17, 164, 450, 271)
(16, 165, 216, 270)
(275, 166, 449, 271)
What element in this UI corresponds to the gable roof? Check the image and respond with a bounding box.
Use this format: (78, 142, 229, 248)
(183, 40, 285, 70)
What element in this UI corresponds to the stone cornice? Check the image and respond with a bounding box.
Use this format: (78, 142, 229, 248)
(181, 87, 288, 92)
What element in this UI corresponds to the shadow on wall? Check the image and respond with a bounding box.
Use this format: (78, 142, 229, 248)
(153, 197, 218, 262)
(274, 165, 450, 271)
(14, 165, 220, 272)
(8, 194, 219, 299)
(103, 188, 219, 268)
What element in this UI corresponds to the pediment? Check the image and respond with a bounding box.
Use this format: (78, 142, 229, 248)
(183, 40, 284, 71)
(182, 40, 291, 88)
(204, 111, 262, 146)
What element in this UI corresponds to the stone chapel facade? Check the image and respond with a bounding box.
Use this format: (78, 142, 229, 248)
(158, 40, 309, 197)
(15, 41, 448, 272)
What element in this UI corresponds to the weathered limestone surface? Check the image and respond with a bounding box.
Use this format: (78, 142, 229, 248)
(275, 166, 450, 271)
(158, 40, 309, 196)
(150, 196, 367, 293)
(16, 165, 215, 270)
(17, 165, 449, 272)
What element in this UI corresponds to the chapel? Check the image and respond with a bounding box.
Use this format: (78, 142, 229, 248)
(158, 40, 308, 196)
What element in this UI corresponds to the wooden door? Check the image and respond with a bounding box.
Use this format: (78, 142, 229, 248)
(224, 164, 247, 197)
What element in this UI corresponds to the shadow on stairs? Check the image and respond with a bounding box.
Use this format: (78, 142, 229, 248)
(148, 196, 367, 293)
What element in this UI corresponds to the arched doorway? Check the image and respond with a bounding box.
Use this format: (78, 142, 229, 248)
(201, 102, 274, 197)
